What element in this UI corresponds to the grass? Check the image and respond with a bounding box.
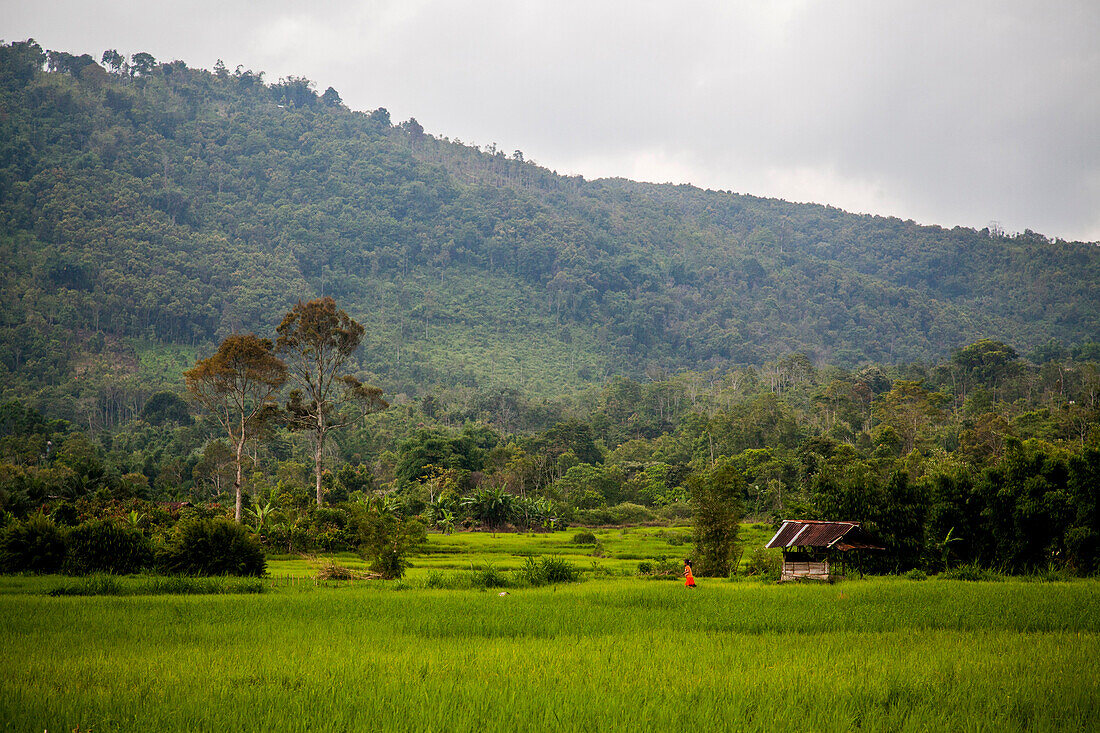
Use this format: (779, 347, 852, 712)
(45, 574, 266, 596)
(0, 577, 1097, 731)
(2, 526, 1097, 730)
(286, 523, 775, 581)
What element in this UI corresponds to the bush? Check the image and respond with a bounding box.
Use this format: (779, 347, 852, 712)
(572, 531, 597, 545)
(157, 518, 266, 576)
(519, 555, 579, 586)
(656, 502, 692, 521)
(0, 515, 66, 574)
(610, 502, 656, 524)
(471, 564, 510, 589)
(903, 569, 928, 581)
(638, 557, 681, 579)
(357, 511, 426, 580)
(939, 563, 1002, 582)
(742, 547, 781, 581)
(575, 508, 615, 526)
(309, 507, 352, 552)
(64, 520, 152, 575)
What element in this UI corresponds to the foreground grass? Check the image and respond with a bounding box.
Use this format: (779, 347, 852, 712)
(1, 578, 1097, 731)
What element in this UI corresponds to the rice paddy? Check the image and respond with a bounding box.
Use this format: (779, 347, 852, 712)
(1, 526, 1098, 731)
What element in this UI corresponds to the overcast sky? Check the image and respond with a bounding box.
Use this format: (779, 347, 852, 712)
(5, 1, 1099, 241)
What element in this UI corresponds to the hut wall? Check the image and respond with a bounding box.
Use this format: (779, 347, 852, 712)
(781, 558, 830, 581)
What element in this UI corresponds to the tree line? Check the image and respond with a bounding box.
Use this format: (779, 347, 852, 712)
(1, 320, 1098, 575)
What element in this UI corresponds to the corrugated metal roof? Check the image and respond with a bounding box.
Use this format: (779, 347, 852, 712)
(765, 520, 883, 550)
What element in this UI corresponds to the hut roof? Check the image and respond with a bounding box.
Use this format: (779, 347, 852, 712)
(765, 520, 884, 551)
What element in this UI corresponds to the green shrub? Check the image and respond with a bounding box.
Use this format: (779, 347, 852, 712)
(310, 507, 352, 552)
(0, 515, 66, 574)
(610, 502, 655, 524)
(939, 563, 1002, 582)
(904, 569, 928, 581)
(472, 565, 510, 589)
(656, 502, 692, 521)
(156, 518, 266, 576)
(575, 508, 615, 526)
(64, 520, 152, 575)
(572, 531, 597, 545)
(357, 511, 426, 580)
(519, 556, 579, 586)
(637, 561, 654, 575)
(742, 547, 781, 581)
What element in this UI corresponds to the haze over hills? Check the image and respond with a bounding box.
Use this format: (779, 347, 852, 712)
(1, 40, 1099, 411)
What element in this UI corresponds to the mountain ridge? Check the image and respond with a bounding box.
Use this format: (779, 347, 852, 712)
(1, 40, 1098, 414)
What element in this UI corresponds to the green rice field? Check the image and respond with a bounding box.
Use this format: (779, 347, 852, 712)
(1, 527, 1098, 732)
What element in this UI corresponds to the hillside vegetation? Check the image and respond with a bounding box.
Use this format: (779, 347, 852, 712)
(2, 39, 1099, 412)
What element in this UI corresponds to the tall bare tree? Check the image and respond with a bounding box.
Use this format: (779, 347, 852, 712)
(276, 297, 388, 505)
(184, 334, 286, 521)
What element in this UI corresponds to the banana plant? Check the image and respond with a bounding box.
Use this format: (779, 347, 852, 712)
(435, 508, 455, 535)
(937, 527, 962, 571)
(248, 499, 276, 531)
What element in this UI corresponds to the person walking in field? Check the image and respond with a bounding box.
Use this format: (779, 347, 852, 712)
(684, 559, 696, 588)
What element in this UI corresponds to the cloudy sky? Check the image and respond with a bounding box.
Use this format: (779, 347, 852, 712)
(5, 1, 1099, 241)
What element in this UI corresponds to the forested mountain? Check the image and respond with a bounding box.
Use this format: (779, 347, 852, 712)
(1, 39, 1099, 421)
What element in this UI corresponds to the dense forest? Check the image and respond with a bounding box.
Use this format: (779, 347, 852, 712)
(0, 41, 1098, 576)
(2, 325, 1098, 574)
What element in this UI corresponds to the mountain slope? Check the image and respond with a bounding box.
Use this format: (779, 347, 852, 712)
(1, 40, 1098, 409)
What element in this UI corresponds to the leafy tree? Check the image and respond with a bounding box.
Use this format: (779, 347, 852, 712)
(689, 458, 745, 577)
(876, 381, 945, 453)
(320, 86, 343, 108)
(140, 391, 193, 426)
(129, 51, 156, 77)
(276, 298, 388, 506)
(184, 334, 286, 521)
(952, 339, 1021, 393)
(0, 39, 45, 89)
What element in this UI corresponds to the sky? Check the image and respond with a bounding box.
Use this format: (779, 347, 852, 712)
(5, 1, 1100, 242)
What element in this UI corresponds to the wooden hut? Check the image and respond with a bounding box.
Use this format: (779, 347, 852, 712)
(765, 520, 884, 581)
